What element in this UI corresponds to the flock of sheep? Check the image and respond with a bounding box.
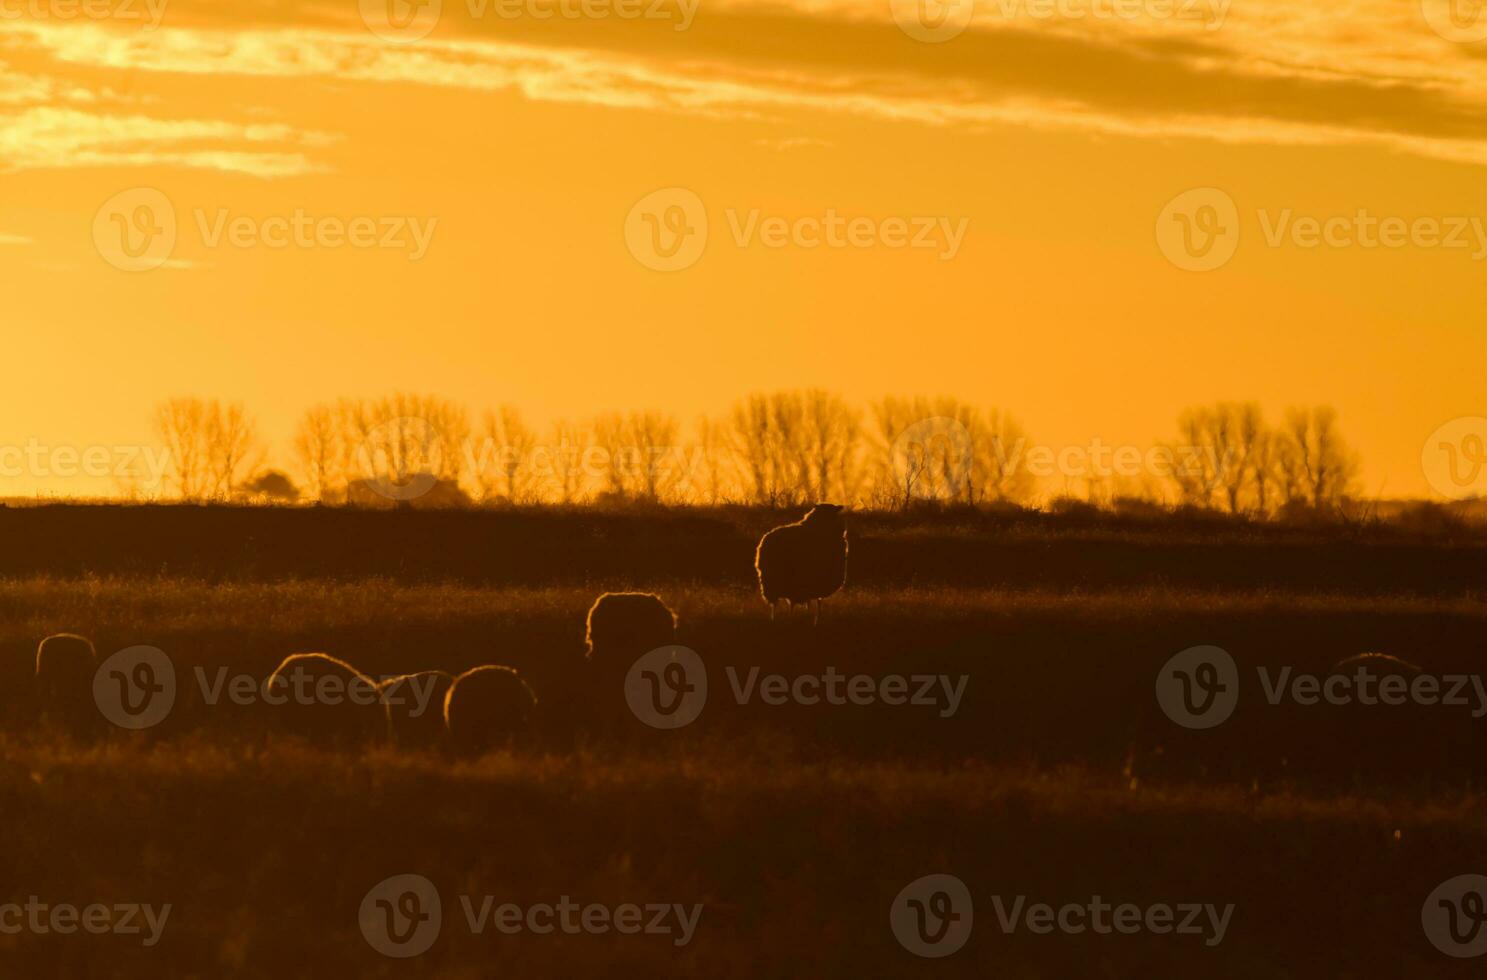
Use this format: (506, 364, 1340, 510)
(28, 506, 852, 751)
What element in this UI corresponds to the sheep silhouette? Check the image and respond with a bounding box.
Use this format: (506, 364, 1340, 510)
(263, 653, 383, 744)
(755, 504, 849, 624)
(581, 592, 678, 732)
(585, 592, 677, 670)
(443, 665, 538, 756)
(1304, 652, 1452, 787)
(35, 633, 99, 737)
(378, 670, 455, 749)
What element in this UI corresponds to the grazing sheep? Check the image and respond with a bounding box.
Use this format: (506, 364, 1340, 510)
(378, 670, 455, 749)
(755, 504, 849, 624)
(35, 633, 98, 736)
(578, 592, 679, 735)
(443, 665, 538, 755)
(263, 653, 383, 744)
(1306, 652, 1445, 786)
(585, 592, 678, 675)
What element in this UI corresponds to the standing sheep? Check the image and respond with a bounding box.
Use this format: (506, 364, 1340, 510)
(35, 633, 99, 736)
(443, 665, 538, 756)
(755, 504, 848, 624)
(264, 653, 383, 745)
(379, 670, 455, 749)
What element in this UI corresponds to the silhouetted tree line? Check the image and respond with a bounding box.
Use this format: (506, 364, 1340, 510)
(143, 393, 1364, 517)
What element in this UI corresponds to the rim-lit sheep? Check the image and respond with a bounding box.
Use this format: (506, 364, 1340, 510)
(443, 665, 538, 755)
(585, 592, 678, 673)
(264, 652, 383, 744)
(755, 504, 849, 624)
(35, 633, 98, 736)
(378, 670, 455, 749)
(1306, 652, 1449, 786)
(580, 592, 678, 732)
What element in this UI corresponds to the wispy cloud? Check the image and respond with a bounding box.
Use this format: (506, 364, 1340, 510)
(0, 105, 332, 176)
(4, 0, 1487, 170)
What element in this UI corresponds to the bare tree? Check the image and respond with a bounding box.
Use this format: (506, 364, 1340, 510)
(728, 394, 784, 506)
(154, 397, 208, 500)
(871, 395, 991, 507)
(204, 402, 262, 499)
(799, 389, 862, 503)
(538, 418, 588, 504)
(1282, 406, 1360, 510)
(1167, 407, 1225, 508)
(332, 394, 470, 501)
(293, 403, 340, 503)
(590, 413, 631, 499)
(473, 405, 536, 504)
(154, 397, 260, 501)
(690, 414, 734, 505)
(978, 407, 1034, 504)
(626, 410, 681, 502)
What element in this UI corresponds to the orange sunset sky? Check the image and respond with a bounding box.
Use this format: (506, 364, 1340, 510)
(1, 0, 1484, 498)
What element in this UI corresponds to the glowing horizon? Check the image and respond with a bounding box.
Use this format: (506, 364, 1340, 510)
(3, 0, 1485, 502)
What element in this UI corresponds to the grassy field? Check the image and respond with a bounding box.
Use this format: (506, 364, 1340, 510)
(2, 504, 1487, 976)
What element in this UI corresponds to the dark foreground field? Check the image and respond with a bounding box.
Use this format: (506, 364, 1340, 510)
(1, 504, 1486, 976)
